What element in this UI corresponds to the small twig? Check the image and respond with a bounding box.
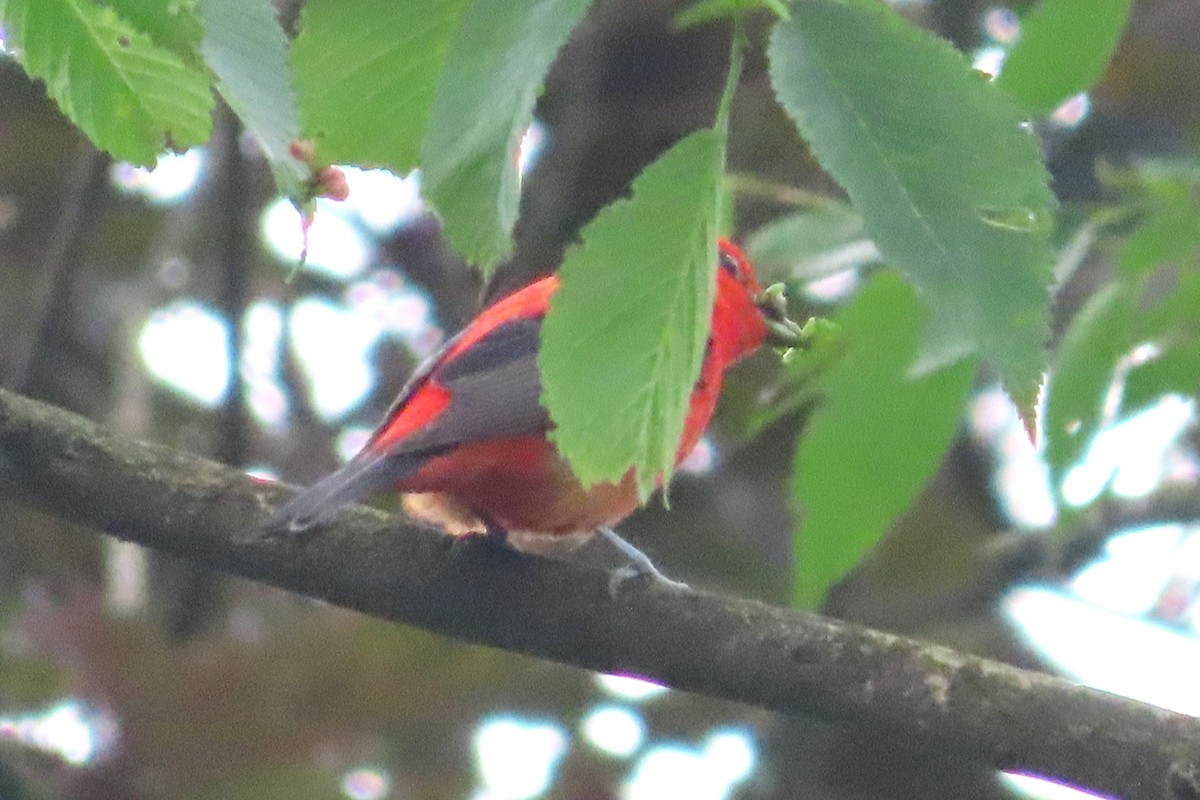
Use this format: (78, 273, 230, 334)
(0, 386, 1197, 800)
(976, 487, 1200, 597)
(724, 172, 839, 209)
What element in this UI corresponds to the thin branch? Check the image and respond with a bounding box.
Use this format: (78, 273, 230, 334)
(214, 105, 251, 471)
(972, 489, 1200, 603)
(0, 386, 1198, 800)
(6, 147, 109, 390)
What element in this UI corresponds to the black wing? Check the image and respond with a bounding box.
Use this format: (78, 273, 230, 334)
(254, 316, 548, 534)
(394, 316, 550, 453)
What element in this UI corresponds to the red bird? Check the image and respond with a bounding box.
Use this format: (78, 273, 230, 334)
(264, 239, 793, 585)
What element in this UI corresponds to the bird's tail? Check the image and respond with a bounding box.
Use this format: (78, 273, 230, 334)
(247, 450, 426, 539)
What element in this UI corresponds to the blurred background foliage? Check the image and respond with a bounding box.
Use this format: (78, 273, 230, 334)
(0, 0, 1199, 799)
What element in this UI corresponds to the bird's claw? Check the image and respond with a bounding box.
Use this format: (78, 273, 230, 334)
(451, 524, 510, 553)
(596, 525, 687, 598)
(607, 564, 689, 598)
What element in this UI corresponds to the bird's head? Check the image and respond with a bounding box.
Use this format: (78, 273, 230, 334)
(714, 238, 804, 360)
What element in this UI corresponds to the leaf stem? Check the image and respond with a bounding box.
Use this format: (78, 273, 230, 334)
(715, 17, 746, 137)
(724, 172, 839, 209)
(714, 17, 747, 232)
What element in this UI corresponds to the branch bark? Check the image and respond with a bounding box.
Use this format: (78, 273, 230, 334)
(0, 386, 1198, 800)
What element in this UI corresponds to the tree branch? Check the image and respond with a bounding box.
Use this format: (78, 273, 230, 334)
(0, 386, 1198, 800)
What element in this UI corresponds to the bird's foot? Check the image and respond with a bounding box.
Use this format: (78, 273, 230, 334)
(607, 564, 690, 597)
(598, 527, 689, 597)
(452, 520, 511, 553)
(234, 510, 321, 545)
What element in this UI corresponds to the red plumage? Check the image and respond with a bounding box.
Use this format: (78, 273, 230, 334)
(265, 239, 774, 551)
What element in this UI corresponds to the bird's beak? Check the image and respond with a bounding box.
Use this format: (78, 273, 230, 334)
(754, 283, 805, 349)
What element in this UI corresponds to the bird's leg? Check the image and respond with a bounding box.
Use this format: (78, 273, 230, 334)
(598, 526, 689, 596)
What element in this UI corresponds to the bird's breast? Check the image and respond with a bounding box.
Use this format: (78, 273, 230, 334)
(397, 435, 641, 535)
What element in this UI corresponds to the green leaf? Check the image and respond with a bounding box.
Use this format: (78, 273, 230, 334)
(1139, 265, 1200, 335)
(291, 0, 470, 171)
(747, 316, 844, 436)
(1116, 183, 1200, 276)
(996, 0, 1133, 118)
(1123, 341, 1200, 418)
(0, 0, 214, 165)
(1045, 263, 1200, 489)
(420, 0, 595, 270)
(195, 0, 305, 198)
(792, 272, 975, 609)
(1043, 284, 1136, 483)
(1128, 270, 1200, 404)
(675, 0, 789, 29)
(767, 0, 1054, 416)
(539, 129, 724, 497)
(744, 202, 873, 283)
(101, 0, 202, 61)
(1043, 170, 1200, 494)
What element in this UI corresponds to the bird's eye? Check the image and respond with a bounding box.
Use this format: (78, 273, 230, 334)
(719, 250, 742, 280)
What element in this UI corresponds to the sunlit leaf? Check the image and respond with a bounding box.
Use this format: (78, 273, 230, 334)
(420, 0, 595, 270)
(996, 0, 1133, 118)
(196, 0, 305, 198)
(792, 272, 975, 609)
(768, 0, 1054, 418)
(0, 0, 214, 165)
(539, 130, 723, 496)
(291, 0, 470, 170)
